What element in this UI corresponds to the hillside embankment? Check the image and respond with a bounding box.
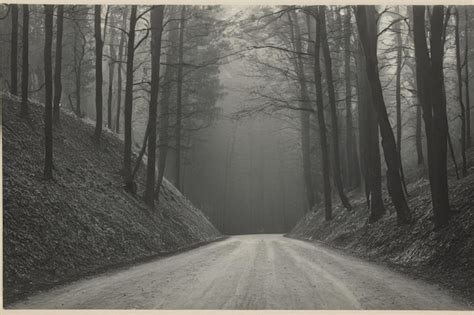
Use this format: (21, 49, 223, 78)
(2, 93, 221, 305)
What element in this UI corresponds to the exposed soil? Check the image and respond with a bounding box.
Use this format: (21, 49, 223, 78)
(2, 93, 221, 305)
(288, 149, 474, 306)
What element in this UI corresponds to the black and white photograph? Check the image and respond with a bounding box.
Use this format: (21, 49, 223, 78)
(1, 1, 473, 310)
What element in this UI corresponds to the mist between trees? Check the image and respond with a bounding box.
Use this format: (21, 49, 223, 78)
(1, 4, 472, 234)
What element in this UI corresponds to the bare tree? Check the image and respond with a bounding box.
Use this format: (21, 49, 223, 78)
(94, 5, 103, 142)
(287, 10, 315, 211)
(123, 5, 137, 193)
(454, 8, 467, 177)
(144, 5, 165, 208)
(313, 6, 332, 221)
(344, 7, 360, 188)
(175, 5, 186, 192)
(71, 8, 87, 118)
(320, 6, 352, 211)
(53, 5, 64, 126)
(356, 5, 411, 224)
(413, 5, 450, 228)
(394, 6, 408, 194)
(106, 9, 116, 130)
(356, 40, 386, 222)
(156, 7, 180, 200)
(115, 7, 127, 133)
(44, 5, 54, 179)
(465, 8, 471, 148)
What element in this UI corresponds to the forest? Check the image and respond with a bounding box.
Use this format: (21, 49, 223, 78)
(2, 4, 474, 309)
(2, 4, 472, 231)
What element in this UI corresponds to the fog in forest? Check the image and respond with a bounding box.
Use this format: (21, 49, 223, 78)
(3, 3, 474, 308)
(2, 5, 472, 235)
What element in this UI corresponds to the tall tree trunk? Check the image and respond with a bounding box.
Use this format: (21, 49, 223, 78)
(44, 5, 54, 179)
(466, 8, 471, 148)
(73, 20, 83, 117)
(174, 5, 186, 192)
(115, 7, 127, 133)
(288, 11, 315, 211)
(123, 5, 137, 193)
(144, 5, 165, 208)
(357, 39, 386, 222)
(356, 40, 386, 222)
(356, 5, 411, 224)
(430, 6, 451, 227)
(10, 4, 18, 96)
(320, 6, 352, 211)
(53, 5, 64, 126)
(156, 7, 179, 200)
(407, 7, 425, 166)
(413, 5, 450, 228)
(455, 8, 467, 177)
(107, 10, 116, 130)
(395, 6, 408, 194)
(94, 5, 103, 142)
(344, 7, 360, 188)
(313, 6, 332, 221)
(20, 5, 29, 118)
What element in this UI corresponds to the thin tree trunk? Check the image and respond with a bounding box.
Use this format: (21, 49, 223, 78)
(395, 6, 409, 194)
(107, 10, 116, 130)
(455, 8, 467, 177)
(313, 6, 332, 221)
(44, 5, 54, 179)
(175, 5, 186, 192)
(123, 5, 137, 193)
(115, 7, 127, 133)
(53, 5, 64, 126)
(20, 5, 29, 118)
(466, 8, 471, 148)
(10, 4, 18, 96)
(144, 5, 165, 208)
(356, 5, 411, 224)
(344, 7, 360, 188)
(94, 5, 103, 142)
(156, 7, 179, 200)
(320, 6, 352, 211)
(73, 21, 83, 117)
(408, 7, 426, 168)
(430, 6, 451, 227)
(288, 11, 315, 211)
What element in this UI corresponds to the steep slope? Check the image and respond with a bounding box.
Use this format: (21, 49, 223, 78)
(2, 93, 221, 305)
(288, 151, 474, 304)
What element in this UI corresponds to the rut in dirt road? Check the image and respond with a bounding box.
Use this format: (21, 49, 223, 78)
(9, 235, 470, 310)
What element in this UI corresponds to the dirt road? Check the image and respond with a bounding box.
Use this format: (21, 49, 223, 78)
(9, 235, 470, 309)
